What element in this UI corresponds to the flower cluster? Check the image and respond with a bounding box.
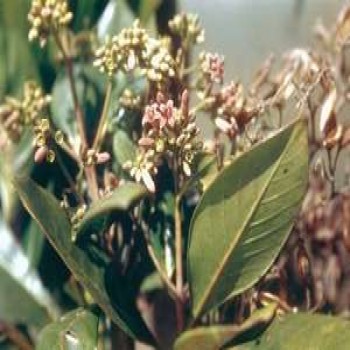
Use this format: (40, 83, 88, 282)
(94, 21, 176, 89)
(199, 52, 225, 84)
(146, 40, 176, 86)
(93, 20, 149, 77)
(124, 91, 202, 192)
(70, 204, 87, 241)
(28, 0, 73, 47)
(0, 97, 23, 142)
(119, 89, 141, 110)
(0, 81, 51, 142)
(33, 118, 56, 163)
(210, 81, 260, 140)
(169, 13, 205, 46)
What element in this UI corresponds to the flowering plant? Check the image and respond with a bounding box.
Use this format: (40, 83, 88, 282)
(1, 1, 350, 349)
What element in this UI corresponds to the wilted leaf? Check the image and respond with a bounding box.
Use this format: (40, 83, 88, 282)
(0, 219, 57, 326)
(174, 304, 276, 350)
(37, 308, 98, 350)
(15, 177, 154, 344)
(231, 312, 350, 349)
(188, 119, 308, 318)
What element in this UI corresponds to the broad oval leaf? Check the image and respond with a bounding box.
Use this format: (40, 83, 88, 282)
(37, 308, 98, 350)
(0, 219, 57, 326)
(77, 182, 148, 235)
(188, 119, 308, 318)
(175, 304, 276, 350)
(231, 312, 350, 350)
(14, 177, 154, 344)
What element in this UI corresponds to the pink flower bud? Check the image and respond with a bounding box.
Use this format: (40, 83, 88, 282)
(34, 146, 48, 164)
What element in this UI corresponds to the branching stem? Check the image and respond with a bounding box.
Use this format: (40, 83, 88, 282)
(53, 30, 99, 200)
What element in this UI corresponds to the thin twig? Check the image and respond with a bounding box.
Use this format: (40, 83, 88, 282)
(172, 152, 185, 331)
(55, 149, 84, 204)
(0, 323, 33, 350)
(53, 30, 99, 200)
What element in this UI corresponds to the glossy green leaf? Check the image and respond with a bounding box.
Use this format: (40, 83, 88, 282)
(231, 312, 350, 350)
(77, 182, 148, 235)
(37, 308, 98, 350)
(0, 219, 57, 326)
(14, 177, 154, 344)
(188, 119, 308, 318)
(175, 304, 276, 350)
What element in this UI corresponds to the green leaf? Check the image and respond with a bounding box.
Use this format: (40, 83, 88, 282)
(140, 272, 163, 293)
(72, 0, 108, 31)
(0, 219, 57, 326)
(175, 304, 277, 350)
(37, 308, 99, 350)
(185, 152, 218, 194)
(22, 219, 45, 269)
(0, 129, 34, 223)
(139, 0, 162, 25)
(97, 0, 135, 39)
(231, 312, 350, 350)
(50, 65, 106, 147)
(137, 0, 161, 33)
(77, 182, 148, 235)
(113, 129, 137, 167)
(0, 0, 39, 97)
(14, 177, 154, 344)
(188, 119, 308, 318)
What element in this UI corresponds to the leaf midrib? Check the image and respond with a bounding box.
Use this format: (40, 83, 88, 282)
(193, 126, 296, 318)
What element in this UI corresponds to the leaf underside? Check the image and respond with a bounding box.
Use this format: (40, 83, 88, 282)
(188, 119, 308, 318)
